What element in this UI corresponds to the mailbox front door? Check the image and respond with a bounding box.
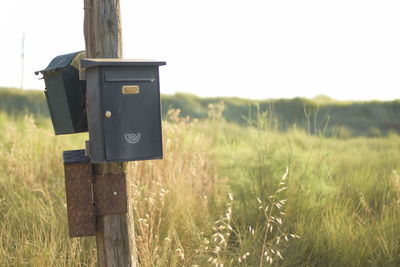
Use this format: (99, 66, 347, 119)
(102, 66, 163, 162)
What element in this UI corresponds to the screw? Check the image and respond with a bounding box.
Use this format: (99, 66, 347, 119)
(105, 111, 112, 118)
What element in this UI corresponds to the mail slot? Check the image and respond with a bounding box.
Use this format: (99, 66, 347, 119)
(35, 51, 88, 135)
(81, 59, 166, 163)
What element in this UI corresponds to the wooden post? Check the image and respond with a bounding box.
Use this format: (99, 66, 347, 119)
(83, 0, 138, 266)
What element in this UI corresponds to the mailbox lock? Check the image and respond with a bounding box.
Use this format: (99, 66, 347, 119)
(105, 111, 112, 118)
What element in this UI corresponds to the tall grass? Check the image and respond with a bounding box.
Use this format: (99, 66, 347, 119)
(0, 107, 399, 266)
(214, 110, 400, 266)
(0, 113, 94, 266)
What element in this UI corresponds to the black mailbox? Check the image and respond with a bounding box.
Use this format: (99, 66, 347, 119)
(35, 51, 88, 135)
(81, 59, 166, 163)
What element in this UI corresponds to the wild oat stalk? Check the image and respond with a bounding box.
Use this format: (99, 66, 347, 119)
(200, 168, 299, 266)
(204, 193, 234, 267)
(258, 167, 299, 266)
(132, 181, 170, 267)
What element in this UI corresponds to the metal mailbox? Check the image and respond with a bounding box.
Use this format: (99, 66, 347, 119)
(81, 59, 166, 163)
(35, 51, 88, 135)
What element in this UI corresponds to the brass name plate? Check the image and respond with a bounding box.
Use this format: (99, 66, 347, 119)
(122, 85, 140, 94)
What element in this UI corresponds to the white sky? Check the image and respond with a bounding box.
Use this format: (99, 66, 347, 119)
(1, 0, 399, 100)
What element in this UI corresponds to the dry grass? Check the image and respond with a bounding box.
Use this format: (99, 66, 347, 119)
(126, 109, 223, 266)
(1, 107, 400, 266)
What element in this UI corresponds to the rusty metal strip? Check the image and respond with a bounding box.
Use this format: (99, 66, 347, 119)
(64, 162, 96, 238)
(93, 173, 127, 216)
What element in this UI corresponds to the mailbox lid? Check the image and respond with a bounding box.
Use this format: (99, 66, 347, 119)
(81, 59, 166, 69)
(36, 51, 85, 74)
(101, 65, 163, 161)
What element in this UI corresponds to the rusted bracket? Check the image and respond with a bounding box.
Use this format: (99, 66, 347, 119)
(93, 173, 127, 216)
(63, 151, 95, 237)
(63, 149, 127, 238)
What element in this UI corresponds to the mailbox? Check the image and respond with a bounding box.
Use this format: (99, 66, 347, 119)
(81, 59, 166, 163)
(35, 51, 88, 135)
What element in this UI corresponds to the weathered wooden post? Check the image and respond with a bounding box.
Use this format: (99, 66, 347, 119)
(36, 1, 165, 266)
(83, 0, 138, 266)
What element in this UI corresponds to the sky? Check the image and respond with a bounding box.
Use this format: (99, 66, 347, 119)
(1, 0, 399, 101)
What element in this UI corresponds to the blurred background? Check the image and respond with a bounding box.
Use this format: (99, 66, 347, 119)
(1, 0, 399, 100)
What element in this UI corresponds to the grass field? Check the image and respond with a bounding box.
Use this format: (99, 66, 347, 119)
(2, 87, 400, 138)
(0, 105, 399, 266)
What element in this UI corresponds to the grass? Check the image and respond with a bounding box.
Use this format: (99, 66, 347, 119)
(0, 107, 399, 266)
(2, 87, 400, 137)
(213, 110, 400, 266)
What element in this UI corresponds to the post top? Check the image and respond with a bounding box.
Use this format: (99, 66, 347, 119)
(81, 58, 166, 69)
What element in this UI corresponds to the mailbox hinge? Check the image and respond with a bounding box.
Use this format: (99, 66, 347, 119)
(85, 140, 91, 158)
